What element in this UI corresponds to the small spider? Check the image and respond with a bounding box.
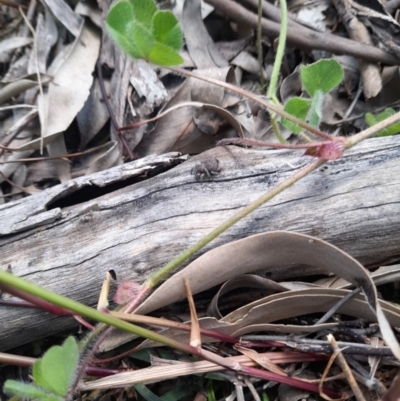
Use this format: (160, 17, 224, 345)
(191, 158, 222, 182)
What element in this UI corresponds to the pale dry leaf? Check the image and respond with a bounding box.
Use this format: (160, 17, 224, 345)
(228, 289, 400, 336)
(0, 37, 33, 54)
(37, 21, 100, 144)
(280, 65, 302, 104)
(0, 110, 38, 183)
(314, 264, 400, 289)
(81, 352, 299, 391)
(75, 1, 103, 28)
(369, 66, 400, 109)
(182, 0, 227, 68)
(43, 0, 83, 37)
(295, 0, 331, 31)
(214, 37, 253, 62)
(2, 54, 30, 82)
(135, 231, 400, 359)
(77, 78, 110, 150)
(46, 135, 71, 182)
(190, 67, 238, 107)
(0, 80, 41, 105)
(27, 9, 58, 75)
(231, 51, 267, 80)
(134, 80, 194, 155)
(172, 0, 214, 22)
(135, 98, 244, 155)
(208, 274, 288, 319)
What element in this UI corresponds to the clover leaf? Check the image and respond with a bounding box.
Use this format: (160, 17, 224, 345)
(106, 0, 183, 66)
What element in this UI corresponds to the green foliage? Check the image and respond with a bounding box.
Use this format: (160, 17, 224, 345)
(4, 337, 79, 401)
(106, 0, 183, 66)
(365, 108, 400, 136)
(281, 59, 344, 132)
(300, 59, 344, 96)
(281, 97, 311, 133)
(3, 381, 59, 400)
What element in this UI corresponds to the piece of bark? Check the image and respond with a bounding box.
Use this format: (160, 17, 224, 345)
(1, 137, 400, 350)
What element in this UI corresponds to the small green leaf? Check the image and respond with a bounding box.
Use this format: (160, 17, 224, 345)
(365, 108, 400, 136)
(106, 0, 183, 66)
(130, 0, 157, 28)
(152, 11, 182, 51)
(129, 22, 155, 59)
(107, 1, 142, 59)
(148, 42, 183, 66)
(282, 97, 311, 133)
(32, 336, 79, 397)
(107, 0, 134, 32)
(3, 380, 52, 400)
(39, 397, 65, 401)
(301, 59, 344, 96)
(308, 89, 324, 128)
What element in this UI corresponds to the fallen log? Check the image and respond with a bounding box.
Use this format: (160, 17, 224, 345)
(1, 137, 400, 351)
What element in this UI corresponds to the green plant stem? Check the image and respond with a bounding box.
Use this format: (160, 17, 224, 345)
(146, 157, 326, 288)
(266, 0, 287, 102)
(0, 275, 340, 397)
(264, 0, 287, 143)
(270, 114, 286, 143)
(0, 275, 194, 354)
(257, 0, 265, 88)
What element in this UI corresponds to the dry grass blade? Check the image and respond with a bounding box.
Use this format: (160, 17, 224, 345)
(80, 352, 321, 391)
(184, 277, 201, 349)
(328, 334, 366, 401)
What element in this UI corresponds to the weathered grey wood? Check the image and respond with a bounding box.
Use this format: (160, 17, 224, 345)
(1, 137, 400, 350)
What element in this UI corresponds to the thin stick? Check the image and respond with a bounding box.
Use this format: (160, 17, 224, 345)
(19, 5, 44, 152)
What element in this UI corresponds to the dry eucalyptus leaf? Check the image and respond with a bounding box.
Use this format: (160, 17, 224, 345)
(77, 78, 110, 150)
(227, 289, 400, 336)
(190, 67, 238, 107)
(136, 231, 400, 360)
(182, 0, 227, 68)
(27, 10, 58, 75)
(0, 80, 41, 105)
(134, 80, 194, 156)
(46, 135, 71, 182)
(22, 22, 101, 155)
(0, 37, 33, 54)
(40, 22, 100, 138)
(315, 264, 400, 289)
(231, 51, 267, 80)
(43, 0, 83, 37)
(2, 54, 30, 82)
(75, 0, 103, 27)
(208, 274, 288, 319)
(136, 288, 400, 350)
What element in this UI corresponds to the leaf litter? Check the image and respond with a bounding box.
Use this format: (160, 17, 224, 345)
(2, 0, 400, 399)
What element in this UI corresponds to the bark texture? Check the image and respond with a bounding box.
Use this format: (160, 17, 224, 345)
(1, 137, 400, 350)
